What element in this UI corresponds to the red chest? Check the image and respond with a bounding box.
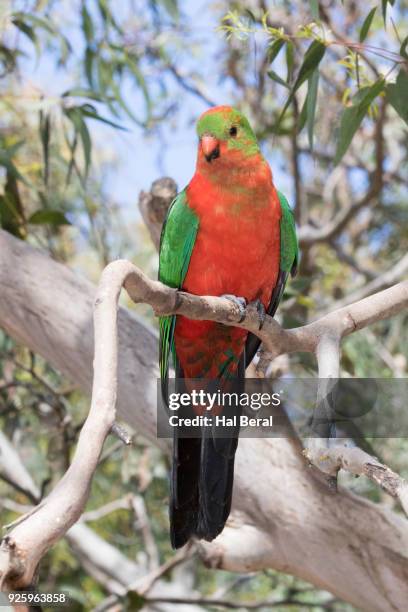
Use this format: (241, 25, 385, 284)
(182, 170, 281, 305)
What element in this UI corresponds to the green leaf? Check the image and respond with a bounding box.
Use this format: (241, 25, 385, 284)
(13, 12, 71, 65)
(80, 107, 127, 130)
(334, 78, 385, 164)
(286, 40, 294, 82)
(359, 7, 377, 42)
(278, 40, 326, 126)
(307, 68, 319, 149)
(97, 0, 122, 33)
(12, 18, 40, 59)
(400, 36, 408, 59)
(298, 96, 308, 133)
(124, 592, 146, 611)
(386, 69, 408, 125)
(64, 107, 92, 178)
(267, 39, 285, 65)
(28, 210, 71, 226)
(381, 0, 387, 23)
(12, 12, 54, 34)
(81, 4, 94, 42)
(0, 150, 28, 185)
(39, 111, 50, 186)
(310, 0, 319, 20)
(104, 74, 144, 125)
(125, 56, 151, 112)
(381, 0, 395, 26)
(244, 8, 257, 22)
(293, 40, 326, 91)
(0, 44, 17, 73)
(0, 169, 26, 239)
(159, 0, 179, 19)
(62, 88, 107, 101)
(267, 70, 290, 88)
(84, 46, 95, 87)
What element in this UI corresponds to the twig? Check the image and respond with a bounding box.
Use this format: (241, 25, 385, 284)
(0, 431, 41, 503)
(92, 545, 193, 612)
(130, 495, 160, 570)
(81, 496, 132, 522)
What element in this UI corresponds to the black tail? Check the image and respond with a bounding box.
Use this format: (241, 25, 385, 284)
(170, 359, 243, 549)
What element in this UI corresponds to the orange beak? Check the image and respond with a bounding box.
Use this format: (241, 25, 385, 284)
(201, 134, 220, 161)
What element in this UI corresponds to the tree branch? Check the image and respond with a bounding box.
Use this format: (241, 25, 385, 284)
(0, 262, 127, 588)
(304, 446, 408, 517)
(319, 253, 408, 312)
(1, 228, 408, 610)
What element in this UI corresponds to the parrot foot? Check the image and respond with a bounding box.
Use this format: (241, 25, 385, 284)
(221, 294, 247, 323)
(248, 299, 266, 330)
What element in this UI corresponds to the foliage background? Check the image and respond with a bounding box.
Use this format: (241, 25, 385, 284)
(0, 0, 407, 609)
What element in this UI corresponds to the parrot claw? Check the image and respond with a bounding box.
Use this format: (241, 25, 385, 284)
(248, 299, 266, 330)
(221, 294, 247, 323)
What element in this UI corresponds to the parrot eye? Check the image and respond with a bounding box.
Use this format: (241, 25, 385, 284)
(229, 126, 238, 137)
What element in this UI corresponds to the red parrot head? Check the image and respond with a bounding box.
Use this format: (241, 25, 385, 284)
(196, 106, 261, 174)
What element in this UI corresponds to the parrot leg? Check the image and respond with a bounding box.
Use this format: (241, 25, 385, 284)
(221, 295, 266, 329)
(250, 299, 266, 330)
(221, 294, 247, 322)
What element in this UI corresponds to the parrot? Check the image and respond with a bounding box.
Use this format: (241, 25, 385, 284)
(158, 105, 298, 549)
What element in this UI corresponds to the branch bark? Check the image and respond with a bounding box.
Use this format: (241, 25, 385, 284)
(1, 228, 408, 611)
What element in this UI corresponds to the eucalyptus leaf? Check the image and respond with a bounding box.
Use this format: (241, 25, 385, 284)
(267, 70, 290, 88)
(267, 39, 285, 65)
(62, 88, 107, 101)
(80, 107, 127, 130)
(84, 47, 95, 87)
(286, 41, 294, 82)
(159, 0, 179, 19)
(381, 0, 395, 26)
(293, 41, 326, 91)
(81, 4, 94, 42)
(359, 7, 377, 42)
(64, 107, 92, 178)
(12, 18, 40, 60)
(334, 78, 385, 164)
(39, 111, 50, 186)
(28, 210, 71, 226)
(400, 36, 408, 59)
(307, 68, 319, 149)
(386, 69, 408, 125)
(278, 40, 326, 127)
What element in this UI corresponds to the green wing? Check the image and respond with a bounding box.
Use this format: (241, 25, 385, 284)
(278, 190, 298, 276)
(245, 191, 299, 366)
(158, 190, 199, 399)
